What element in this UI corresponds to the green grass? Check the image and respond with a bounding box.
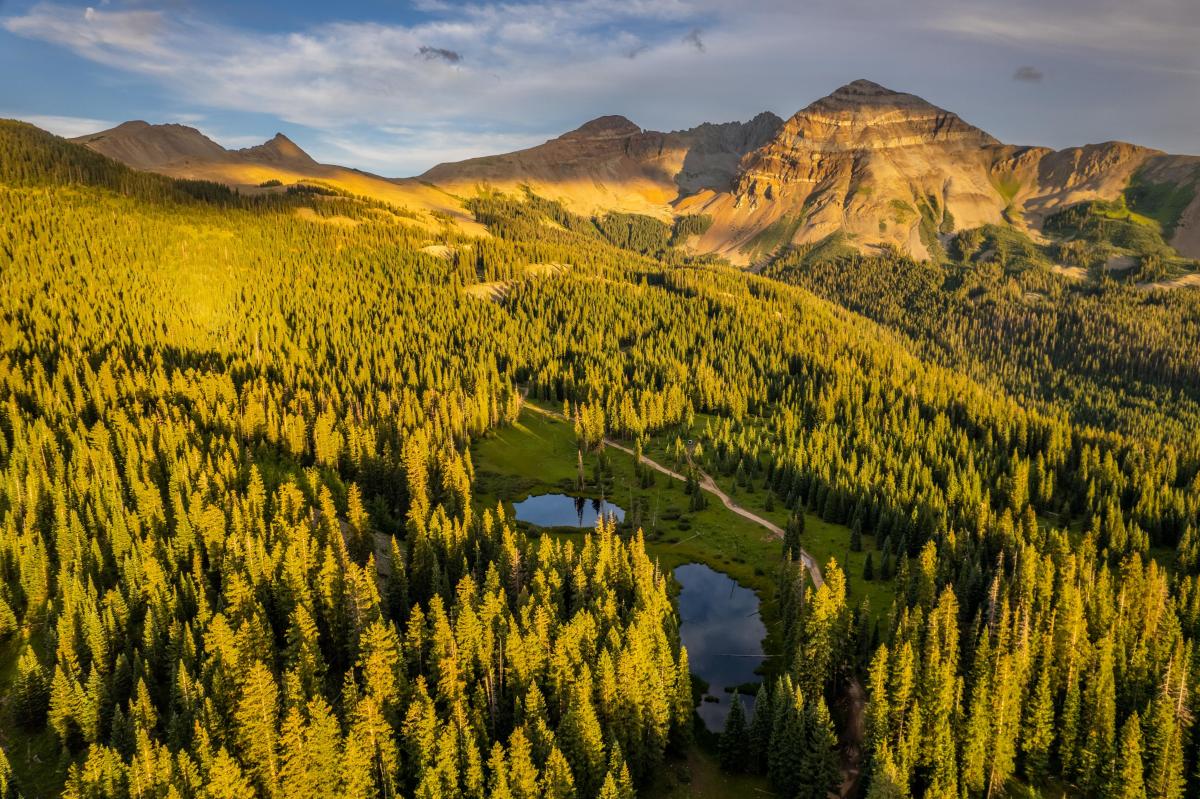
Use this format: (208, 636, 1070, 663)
(475, 406, 897, 631)
(741, 213, 807, 258)
(1044, 197, 1174, 259)
(1125, 172, 1197, 239)
(644, 745, 771, 799)
(889, 199, 917, 226)
(473, 409, 792, 631)
(632, 410, 894, 621)
(991, 172, 1022, 206)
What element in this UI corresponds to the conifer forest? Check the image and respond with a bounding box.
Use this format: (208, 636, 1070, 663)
(0, 117, 1198, 799)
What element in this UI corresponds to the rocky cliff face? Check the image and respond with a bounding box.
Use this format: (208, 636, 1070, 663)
(693, 80, 1008, 259)
(236, 133, 318, 167)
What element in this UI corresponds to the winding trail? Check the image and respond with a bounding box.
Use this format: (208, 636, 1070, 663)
(520, 397, 866, 796)
(520, 399, 824, 589)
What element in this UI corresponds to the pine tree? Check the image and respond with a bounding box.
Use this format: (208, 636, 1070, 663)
(749, 682, 774, 774)
(1109, 712, 1147, 799)
(541, 746, 577, 799)
(1080, 637, 1117, 794)
(1143, 687, 1186, 799)
(487, 743, 514, 799)
(208, 747, 258, 799)
(719, 694, 748, 773)
(507, 728, 540, 799)
(784, 512, 805, 561)
(671, 647, 694, 746)
(1021, 656, 1055, 784)
(597, 772, 620, 799)
(236, 660, 280, 797)
(558, 682, 605, 797)
(865, 740, 906, 799)
(799, 697, 841, 799)
(0, 744, 13, 799)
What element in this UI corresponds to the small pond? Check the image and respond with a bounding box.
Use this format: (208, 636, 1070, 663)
(512, 493, 626, 528)
(674, 562, 767, 732)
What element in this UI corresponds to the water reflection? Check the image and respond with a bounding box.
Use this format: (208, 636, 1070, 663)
(512, 493, 626, 528)
(674, 562, 766, 732)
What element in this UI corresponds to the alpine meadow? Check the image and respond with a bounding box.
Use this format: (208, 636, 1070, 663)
(1, 4, 1199, 799)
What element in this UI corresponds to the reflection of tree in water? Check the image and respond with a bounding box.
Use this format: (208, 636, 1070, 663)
(575, 495, 586, 526)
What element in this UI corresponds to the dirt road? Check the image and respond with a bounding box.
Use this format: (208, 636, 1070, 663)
(521, 400, 824, 588)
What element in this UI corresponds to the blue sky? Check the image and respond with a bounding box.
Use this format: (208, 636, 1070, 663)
(1, 0, 1198, 175)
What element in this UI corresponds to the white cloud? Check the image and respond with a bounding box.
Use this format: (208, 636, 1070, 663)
(4, 0, 1199, 172)
(6, 112, 116, 138)
(312, 130, 549, 173)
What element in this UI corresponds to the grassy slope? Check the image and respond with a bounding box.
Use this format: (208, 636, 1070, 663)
(644, 747, 770, 799)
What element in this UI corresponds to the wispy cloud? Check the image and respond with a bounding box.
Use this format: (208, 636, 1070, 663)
(4, 0, 1199, 172)
(6, 112, 116, 138)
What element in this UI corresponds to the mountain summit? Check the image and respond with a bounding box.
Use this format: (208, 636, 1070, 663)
(236, 133, 318, 166)
(421, 80, 1199, 262)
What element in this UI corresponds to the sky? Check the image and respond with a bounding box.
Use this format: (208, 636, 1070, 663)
(1, 0, 1198, 176)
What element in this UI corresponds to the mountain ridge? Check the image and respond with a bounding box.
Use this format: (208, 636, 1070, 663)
(63, 80, 1200, 262)
(71, 121, 486, 235)
(421, 80, 1200, 262)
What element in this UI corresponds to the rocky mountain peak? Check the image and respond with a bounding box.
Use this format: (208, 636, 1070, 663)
(238, 132, 316, 165)
(560, 115, 643, 140)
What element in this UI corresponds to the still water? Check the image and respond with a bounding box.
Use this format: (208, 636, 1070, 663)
(674, 562, 766, 732)
(512, 493, 626, 528)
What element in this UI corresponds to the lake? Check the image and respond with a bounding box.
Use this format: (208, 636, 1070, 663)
(512, 493, 626, 528)
(674, 562, 767, 732)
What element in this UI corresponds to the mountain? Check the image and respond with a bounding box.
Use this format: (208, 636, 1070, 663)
(72, 121, 485, 234)
(63, 82, 1200, 264)
(427, 79, 1200, 264)
(421, 112, 783, 219)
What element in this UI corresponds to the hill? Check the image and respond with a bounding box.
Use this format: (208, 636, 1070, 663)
(72, 121, 485, 234)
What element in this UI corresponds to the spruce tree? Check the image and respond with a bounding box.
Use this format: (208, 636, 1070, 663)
(1109, 712, 1147, 799)
(799, 697, 841, 799)
(749, 682, 774, 775)
(719, 694, 749, 773)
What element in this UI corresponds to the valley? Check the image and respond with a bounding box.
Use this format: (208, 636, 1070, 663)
(0, 69, 1197, 799)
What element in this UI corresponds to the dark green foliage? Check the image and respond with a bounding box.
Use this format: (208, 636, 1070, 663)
(670, 213, 713, 244)
(594, 211, 671, 256)
(1125, 171, 1197, 239)
(767, 240, 1200, 442)
(1045, 195, 1175, 258)
(718, 695, 748, 772)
